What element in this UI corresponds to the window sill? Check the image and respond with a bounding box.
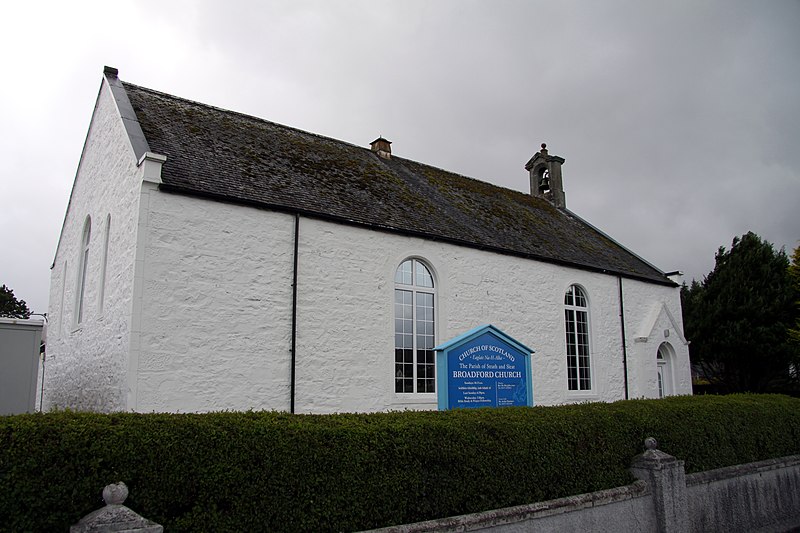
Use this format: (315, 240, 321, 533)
(566, 391, 599, 402)
(392, 393, 437, 405)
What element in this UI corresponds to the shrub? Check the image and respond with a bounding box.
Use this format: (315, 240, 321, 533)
(1, 394, 798, 532)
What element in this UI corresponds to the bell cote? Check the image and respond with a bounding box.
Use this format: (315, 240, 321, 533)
(525, 143, 566, 208)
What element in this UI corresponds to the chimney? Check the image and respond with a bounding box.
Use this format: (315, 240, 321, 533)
(370, 137, 392, 160)
(525, 143, 566, 208)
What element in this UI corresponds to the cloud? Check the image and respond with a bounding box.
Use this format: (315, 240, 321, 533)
(0, 0, 798, 313)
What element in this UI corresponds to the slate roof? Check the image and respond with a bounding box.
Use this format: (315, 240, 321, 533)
(123, 81, 673, 285)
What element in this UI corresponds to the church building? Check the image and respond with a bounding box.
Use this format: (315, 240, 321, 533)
(43, 67, 691, 413)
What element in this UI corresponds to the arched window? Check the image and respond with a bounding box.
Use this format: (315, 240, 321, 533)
(657, 343, 674, 398)
(394, 258, 435, 393)
(58, 260, 67, 335)
(98, 214, 111, 314)
(565, 284, 591, 391)
(75, 216, 91, 325)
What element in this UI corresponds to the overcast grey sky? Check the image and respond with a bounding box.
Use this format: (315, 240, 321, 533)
(1, 0, 798, 314)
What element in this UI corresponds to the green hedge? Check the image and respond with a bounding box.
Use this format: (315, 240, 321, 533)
(1, 394, 798, 532)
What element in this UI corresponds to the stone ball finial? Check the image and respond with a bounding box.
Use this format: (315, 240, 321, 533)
(541, 143, 547, 150)
(102, 482, 129, 505)
(644, 437, 658, 450)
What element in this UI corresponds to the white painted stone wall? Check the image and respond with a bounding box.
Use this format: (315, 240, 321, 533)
(43, 79, 144, 411)
(294, 218, 691, 412)
(624, 279, 692, 399)
(133, 191, 691, 413)
(133, 190, 296, 412)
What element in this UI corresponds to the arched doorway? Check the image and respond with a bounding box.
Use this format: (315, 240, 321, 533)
(656, 342, 674, 398)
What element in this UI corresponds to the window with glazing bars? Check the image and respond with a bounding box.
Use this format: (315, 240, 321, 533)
(565, 284, 591, 391)
(394, 259, 435, 393)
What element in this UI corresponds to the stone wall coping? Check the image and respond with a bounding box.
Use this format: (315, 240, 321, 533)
(686, 454, 800, 487)
(630, 436, 685, 471)
(362, 480, 649, 533)
(70, 482, 163, 533)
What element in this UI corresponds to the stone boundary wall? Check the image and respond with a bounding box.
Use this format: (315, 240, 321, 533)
(366, 480, 654, 533)
(364, 443, 800, 533)
(686, 455, 800, 533)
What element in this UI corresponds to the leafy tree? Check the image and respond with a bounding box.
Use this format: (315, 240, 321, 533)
(0, 284, 32, 319)
(682, 232, 799, 392)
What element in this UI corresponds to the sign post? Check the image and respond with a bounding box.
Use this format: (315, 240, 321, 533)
(435, 324, 534, 410)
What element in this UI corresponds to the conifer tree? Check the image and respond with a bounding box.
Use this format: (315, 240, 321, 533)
(789, 244, 800, 348)
(682, 232, 798, 392)
(0, 284, 32, 319)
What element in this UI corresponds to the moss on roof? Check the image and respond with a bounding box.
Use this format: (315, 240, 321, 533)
(124, 82, 671, 285)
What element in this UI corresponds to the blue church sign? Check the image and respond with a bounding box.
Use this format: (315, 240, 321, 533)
(435, 325, 534, 410)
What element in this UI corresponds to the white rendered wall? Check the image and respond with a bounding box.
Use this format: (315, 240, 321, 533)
(624, 278, 692, 399)
(130, 187, 691, 414)
(133, 190, 296, 412)
(44, 79, 143, 411)
(293, 218, 691, 413)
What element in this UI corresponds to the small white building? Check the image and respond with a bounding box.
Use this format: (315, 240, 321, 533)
(43, 67, 691, 414)
(0, 317, 44, 415)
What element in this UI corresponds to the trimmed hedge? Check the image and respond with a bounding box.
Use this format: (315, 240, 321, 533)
(1, 394, 799, 532)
